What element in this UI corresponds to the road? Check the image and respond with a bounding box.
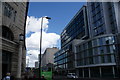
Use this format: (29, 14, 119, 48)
(53, 75, 120, 80)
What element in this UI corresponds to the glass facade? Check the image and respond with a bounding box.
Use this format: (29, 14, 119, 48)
(90, 2, 105, 36)
(55, 2, 120, 78)
(107, 2, 117, 34)
(54, 48, 74, 70)
(55, 6, 88, 72)
(61, 6, 88, 48)
(76, 36, 116, 66)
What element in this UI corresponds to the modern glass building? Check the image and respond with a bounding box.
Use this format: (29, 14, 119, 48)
(75, 34, 120, 78)
(61, 5, 89, 48)
(54, 2, 120, 78)
(87, 2, 120, 37)
(75, 2, 120, 78)
(54, 5, 88, 74)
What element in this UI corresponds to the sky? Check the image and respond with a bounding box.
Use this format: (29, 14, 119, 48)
(26, 2, 86, 67)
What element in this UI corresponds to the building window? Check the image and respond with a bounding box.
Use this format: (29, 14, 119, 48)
(4, 3, 13, 18)
(89, 57, 94, 64)
(105, 54, 112, 63)
(13, 11, 17, 22)
(99, 38, 103, 46)
(94, 56, 99, 64)
(92, 39, 98, 47)
(2, 26, 14, 41)
(106, 45, 111, 53)
(88, 41, 92, 48)
(3, 2, 17, 22)
(101, 55, 105, 63)
(93, 47, 98, 55)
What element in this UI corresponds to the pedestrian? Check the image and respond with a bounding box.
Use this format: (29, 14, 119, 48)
(41, 76, 46, 80)
(2, 72, 11, 80)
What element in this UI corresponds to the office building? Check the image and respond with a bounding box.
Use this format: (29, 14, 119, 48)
(35, 61, 39, 68)
(55, 2, 120, 78)
(0, 2, 29, 79)
(41, 47, 59, 69)
(75, 2, 120, 78)
(54, 5, 89, 74)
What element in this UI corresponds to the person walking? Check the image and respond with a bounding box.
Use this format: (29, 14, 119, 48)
(2, 72, 15, 80)
(2, 72, 11, 80)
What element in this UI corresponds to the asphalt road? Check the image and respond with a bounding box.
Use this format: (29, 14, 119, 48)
(53, 75, 120, 80)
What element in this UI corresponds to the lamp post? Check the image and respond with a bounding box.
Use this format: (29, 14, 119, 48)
(39, 16, 51, 79)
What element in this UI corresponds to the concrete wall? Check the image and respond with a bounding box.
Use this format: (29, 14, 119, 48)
(41, 47, 59, 67)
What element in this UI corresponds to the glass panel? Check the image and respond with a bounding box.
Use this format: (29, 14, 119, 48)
(93, 47, 98, 55)
(92, 39, 98, 47)
(94, 56, 99, 64)
(110, 45, 116, 53)
(88, 41, 92, 48)
(99, 46, 105, 54)
(107, 55, 112, 63)
(100, 55, 105, 63)
(111, 54, 115, 63)
(89, 57, 94, 64)
(106, 45, 111, 53)
(98, 38, 103, 46)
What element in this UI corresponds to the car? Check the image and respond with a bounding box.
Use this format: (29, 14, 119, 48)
(67, 73, 78, 79)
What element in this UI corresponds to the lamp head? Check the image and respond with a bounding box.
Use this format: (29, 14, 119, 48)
(44, 16, 51, 19)
(19, 34, 24, 41)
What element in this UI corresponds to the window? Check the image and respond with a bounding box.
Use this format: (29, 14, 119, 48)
(94, 29, 98, 36)
(92, 39, 98, 47)
(2, 26, 14, 41)
(110, 45, 116, 53)
(4, 3, 13, 18)
(106, 46, 111, 53)
(3, 3, 17, 22)
(106, 55, 112, 63)
(99, 46, 104, 54)
(91, 3, 95, 11)
(88, 41, 92, 48)
(13, 11, 17, 22)
(89, 57, 93, 64)
(84, 50, 88, 58)
(101, 55, 105, 63)
(94, 56, 99, 64)
(93, 47, 98, 55)
(88, 49, 93, 56)
(105, 36, 115, 44)
(99, 38, 103, 46)
(111, 54, 115, 63)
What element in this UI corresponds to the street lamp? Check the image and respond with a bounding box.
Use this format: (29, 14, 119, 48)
(39, 16, 51, 79)
(19, 34, 24, 41)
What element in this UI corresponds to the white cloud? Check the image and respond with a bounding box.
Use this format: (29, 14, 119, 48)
(26, 31, 60, 53)
(26, 16, 49, 34)
(26, 16, 60, 67)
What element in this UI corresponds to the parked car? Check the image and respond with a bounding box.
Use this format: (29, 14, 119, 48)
(67, 73, 78, 78)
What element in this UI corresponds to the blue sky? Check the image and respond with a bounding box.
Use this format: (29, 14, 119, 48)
(26, 2, 86, 67)
(28, 2, 86, 35)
